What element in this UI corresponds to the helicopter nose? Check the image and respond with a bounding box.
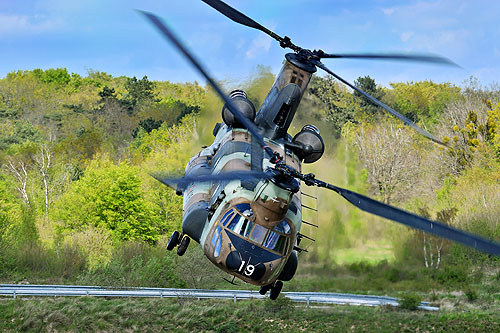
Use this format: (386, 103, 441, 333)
(225, 251, 267, 281)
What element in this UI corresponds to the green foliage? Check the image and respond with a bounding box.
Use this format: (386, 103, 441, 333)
(32, 68, 71, 86)
(131, 117, 164, 138)
(77, 241, 185, 288)
(434, 265, 468, 284)
(308, 75, 361, 136)
(263, 294, 294, 315)
(398, 292, 422, 310)
(124, 76, 157, 105)
(52, 157, 167, 242)
(387, 80, 460, 123)
(0, 175, 22, 243)
(62, 225, 114, 270)
(2, 298, 500, 332)
(354, 75, 385, 116)
(465, 287, 478, 302)
(0, 119, 42, 150)
(0, 240, 88, 282)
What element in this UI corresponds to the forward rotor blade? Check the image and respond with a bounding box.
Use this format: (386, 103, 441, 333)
(137, 10, 268, 148)
(201, 0, 299, 52)
(202, 0, 270, 35)
(314, 60, 447, 146)
(312, 180, 500, 256)
(152, 171, 272, 189)
(318, 52, 460, 67)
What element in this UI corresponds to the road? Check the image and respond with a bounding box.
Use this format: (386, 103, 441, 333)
(0, 284, 438, 311)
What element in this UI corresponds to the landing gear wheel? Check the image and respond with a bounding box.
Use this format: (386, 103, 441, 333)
(177, 236, 190, 256)
(269, 281, 283, 300)
(166, 231, 181, 251)
(259, 284, 271, 295)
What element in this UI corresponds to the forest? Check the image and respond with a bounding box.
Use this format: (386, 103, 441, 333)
(0, 66, 499, 299)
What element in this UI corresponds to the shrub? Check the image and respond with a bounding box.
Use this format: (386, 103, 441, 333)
(399, 292, 422, 310)
(434, 265, 468, 285)
(263, 294, 294, 315)
(465, 287, 478, 302)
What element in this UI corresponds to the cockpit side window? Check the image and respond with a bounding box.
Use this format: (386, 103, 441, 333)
(211, 225, 221, 246)
(275, 220, 291, 234)
(264, 231, 288, 253)
(221, 210, 235, 226)
(235, 203, 252, 216)
(214, 234, 222, 257)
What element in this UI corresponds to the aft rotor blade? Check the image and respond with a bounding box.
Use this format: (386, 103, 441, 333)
(201, 0, 300, 52)
(318, 52, 460, 67)
(152, 171, 272, 189)
(312, 180, 500, 256)
(314, 60, 447, 146)
(137, 10, 268, 148)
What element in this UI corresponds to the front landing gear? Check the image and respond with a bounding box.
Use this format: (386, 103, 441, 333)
(177, 236, 190, 256)
(166, 231, 190, 256)
(260, 281, 284, 300)
(166, 231, 180, 251)
(269, 281, 283, 300)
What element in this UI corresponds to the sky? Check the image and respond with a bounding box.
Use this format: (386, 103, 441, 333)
(2, 0, 500, 89)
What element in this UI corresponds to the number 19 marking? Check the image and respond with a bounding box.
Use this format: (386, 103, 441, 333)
(238, 260, 255, 276)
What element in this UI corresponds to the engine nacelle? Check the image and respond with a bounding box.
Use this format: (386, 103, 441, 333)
(222, 90, 256, 128)
(291, 125, 325, 163)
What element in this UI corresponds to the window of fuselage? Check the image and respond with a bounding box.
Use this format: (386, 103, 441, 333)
(223, 205, 291, 255)
(249, 224, 267, 244)
(214, 234, 222, 257)
(212, 225, 221, 246)
(221, 210, 235, 226)
(264, 231, 288, 253)
(227, 214, 254, 237)
(275, 220, 291, 234)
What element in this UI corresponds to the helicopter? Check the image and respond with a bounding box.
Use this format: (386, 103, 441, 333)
(138, 0, 500, 300)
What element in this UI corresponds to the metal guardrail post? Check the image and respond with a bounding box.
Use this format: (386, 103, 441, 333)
(306, 296, 310, 307)
(233, 294, 236, 303)
(13, 290, 16, 299)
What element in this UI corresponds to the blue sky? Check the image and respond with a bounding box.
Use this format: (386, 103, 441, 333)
(2, 0, 500, 88)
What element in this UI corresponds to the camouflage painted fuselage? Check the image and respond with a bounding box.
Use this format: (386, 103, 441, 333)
(181, 125, 303, 286)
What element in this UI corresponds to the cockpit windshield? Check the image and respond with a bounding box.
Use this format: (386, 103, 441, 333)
(227, 214, 254, 237)
(221, 203, 291, 255)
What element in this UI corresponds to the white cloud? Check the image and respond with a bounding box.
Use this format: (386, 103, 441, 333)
(382, 8, 395, 16)
(0, 13, 61, 36)
(245, 33, 272, 59)
(400, 32, 413, 42)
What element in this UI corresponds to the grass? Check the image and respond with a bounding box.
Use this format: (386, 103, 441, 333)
(1, 297, 499, 332)
(331, 240, 395, 265)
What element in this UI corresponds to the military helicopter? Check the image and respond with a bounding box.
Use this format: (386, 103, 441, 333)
(138, 0, 500, 300)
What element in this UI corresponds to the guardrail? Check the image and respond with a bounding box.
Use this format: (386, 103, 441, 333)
(0, 284, 438, 311)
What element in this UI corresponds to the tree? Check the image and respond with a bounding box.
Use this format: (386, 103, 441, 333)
(387, 81, 460, 123)
(307, 75, 361, 136)
(121, 76, 158, 115)
(0, 175, 23, 243)
(354, 75, 385, 116)
(354, 120, 422, 204)
(132, 117, 164, 138)
(52, 158, 168, 243)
